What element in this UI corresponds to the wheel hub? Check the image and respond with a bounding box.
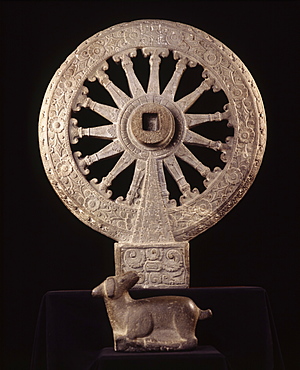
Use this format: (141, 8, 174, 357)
(39, 19, 266, 289)
(129, 103, 175, 148)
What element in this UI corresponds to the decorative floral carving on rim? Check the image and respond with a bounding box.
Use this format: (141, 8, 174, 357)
(39, 19, 266, 244)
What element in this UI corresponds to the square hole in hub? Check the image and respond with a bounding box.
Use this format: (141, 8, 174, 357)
(142, 113, 159, 131)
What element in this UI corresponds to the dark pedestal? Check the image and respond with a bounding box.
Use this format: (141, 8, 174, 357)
(31, 287, 285, 370)
(91, 346, 228, 370)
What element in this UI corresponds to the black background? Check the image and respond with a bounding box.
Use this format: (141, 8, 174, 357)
(1, 1, 299, 369)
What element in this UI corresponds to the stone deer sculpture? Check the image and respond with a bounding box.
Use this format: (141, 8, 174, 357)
(92, 271, 212, 351)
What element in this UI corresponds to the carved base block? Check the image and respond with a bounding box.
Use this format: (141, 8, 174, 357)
(114, 242, 190, 289)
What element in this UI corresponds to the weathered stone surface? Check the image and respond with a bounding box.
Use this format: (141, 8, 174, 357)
(129, 102, 175, 147)
(39, 20, 266, 288)
(92, 271, 212, 351)
(115, 242, 190, 289)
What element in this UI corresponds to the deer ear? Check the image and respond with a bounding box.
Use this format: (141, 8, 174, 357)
(106, 277, 115, 298)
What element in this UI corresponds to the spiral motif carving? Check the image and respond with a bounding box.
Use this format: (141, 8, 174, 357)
(225, 168, 243, 185)
(39, 20, 266, 289)
(124, 249, 145, 269)
(165, 250, 182, 272)
(203, 49, 221, 66)
(117, 243, 189, 288)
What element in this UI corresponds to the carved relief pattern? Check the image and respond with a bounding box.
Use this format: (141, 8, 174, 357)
(116, 243, 189, 288)
(39, 19, 266, 246)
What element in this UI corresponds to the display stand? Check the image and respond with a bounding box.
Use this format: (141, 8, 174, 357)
(31, 287, 285, 370)
(91, 346, 228, 370)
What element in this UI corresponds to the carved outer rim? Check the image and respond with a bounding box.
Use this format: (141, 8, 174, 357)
(39, 19, 266, 242)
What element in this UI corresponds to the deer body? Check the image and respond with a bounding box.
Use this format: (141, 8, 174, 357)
(92, 271, 212, 352)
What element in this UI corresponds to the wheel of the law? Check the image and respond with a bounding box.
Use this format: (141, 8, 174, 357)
(39, 20, 266, 287)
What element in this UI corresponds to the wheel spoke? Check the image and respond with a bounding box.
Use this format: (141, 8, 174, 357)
(175, 143, 210, 178)
(163, 154, 199, 203)
(162, 51, 197, 101)
(184, 130, 222, 151)
(72, 50, 229, 205)
(113, 49, 145, 98)
(69, 119, 117, 144)
(88, 61, 130, 109)
(185, 104, 231, 128)
(88, 101, 120, 122)
(84, 124, 117, 140)
(176, 70, 217, 112)
(72, 85, 120, 123)
(90, 150, 135, 198)
(157, 159, 176, 207)
(87, 140, 124, 163)
(74, 140, 124, 174)
(124, 159, 146, 205)
(142, 47, 169, 94)
(40, 19, 266, 273)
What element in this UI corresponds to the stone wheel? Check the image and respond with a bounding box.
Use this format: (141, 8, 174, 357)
(39, 20, 266, 272)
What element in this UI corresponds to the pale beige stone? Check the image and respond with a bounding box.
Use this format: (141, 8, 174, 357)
(39, 20, 266, 289)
